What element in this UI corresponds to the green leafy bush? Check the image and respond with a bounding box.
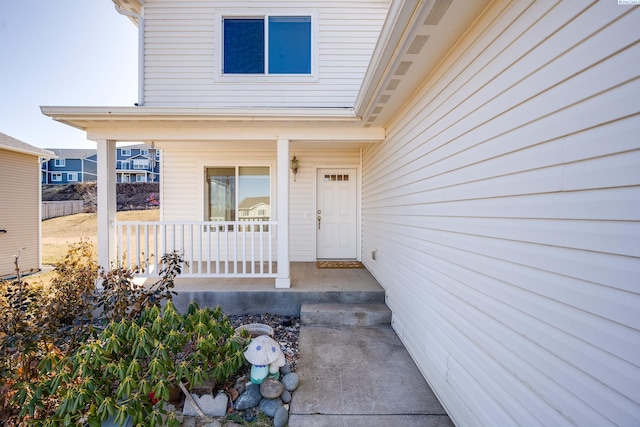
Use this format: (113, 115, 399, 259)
(20, 301, 248, 427)
(1, 242, 213, 426)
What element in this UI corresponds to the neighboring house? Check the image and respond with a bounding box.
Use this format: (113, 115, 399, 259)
(0, 133, 53, 278)
(42, 143, 160, 184)
(41, 1, 640, 426)
(115, 143, 160, 183)
(42, 148, 97, 184)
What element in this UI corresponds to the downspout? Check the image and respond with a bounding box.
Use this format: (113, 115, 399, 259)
(113, 1, 145, 106)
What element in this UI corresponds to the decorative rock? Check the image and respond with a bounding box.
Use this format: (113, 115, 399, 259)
(273, 406, 289, 427)
(180, 418, 196, 427)
(191, 379, 217, 395)
(280, 363, 292, 376)
(202, 422, 222, 427)
(183, 393, 228, 417)
(259, 398, 282, 417)
(234, 384, 262, 410)
(281, 372, 299, 391)
(260, 378, 284, 399)
(280, 389, 292, 404)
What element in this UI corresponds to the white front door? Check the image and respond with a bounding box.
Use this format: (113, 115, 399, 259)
(316, 168, 357, 259)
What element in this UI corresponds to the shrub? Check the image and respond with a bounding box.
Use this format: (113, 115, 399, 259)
(1, 242, 193, 426)
(96, 251, 182, 322)
(20, 302, 248, 427)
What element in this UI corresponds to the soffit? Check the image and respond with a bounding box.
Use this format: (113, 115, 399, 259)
(356, 0, 492, 127)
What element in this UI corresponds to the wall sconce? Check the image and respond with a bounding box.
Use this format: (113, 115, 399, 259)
(290, 155, 299, 181)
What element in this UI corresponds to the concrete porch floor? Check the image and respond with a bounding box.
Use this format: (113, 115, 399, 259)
(168, 262, 386, 316)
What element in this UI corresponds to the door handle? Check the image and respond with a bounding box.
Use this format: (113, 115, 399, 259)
(317, 210, 321, 230)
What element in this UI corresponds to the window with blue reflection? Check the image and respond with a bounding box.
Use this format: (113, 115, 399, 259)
(222, 16, 311, 75)
(223, 19, 264, 74)
(268, 16, 311, 74)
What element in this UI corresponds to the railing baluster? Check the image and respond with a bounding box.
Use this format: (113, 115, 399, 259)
(111, 221, 276, 278)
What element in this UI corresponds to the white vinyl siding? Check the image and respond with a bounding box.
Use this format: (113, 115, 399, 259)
(159, 143, 360, 261)
(362, 2, 640, 426)
(0, 150, 41, 277)
(142, 0, 389, 107)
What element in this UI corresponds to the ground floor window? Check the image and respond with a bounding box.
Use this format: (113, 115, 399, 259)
(206, 166, 270, 223)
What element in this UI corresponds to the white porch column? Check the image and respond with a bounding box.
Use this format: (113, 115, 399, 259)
(96, 140, 117, 276)
(275, 138, 291, 288)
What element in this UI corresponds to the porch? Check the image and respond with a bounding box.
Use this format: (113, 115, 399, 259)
(150, 262, 386, 316)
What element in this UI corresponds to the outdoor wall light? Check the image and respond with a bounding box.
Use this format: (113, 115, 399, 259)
(290, 155, 299, 181)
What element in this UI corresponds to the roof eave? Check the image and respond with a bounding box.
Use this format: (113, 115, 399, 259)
(41, 106, 362, 127)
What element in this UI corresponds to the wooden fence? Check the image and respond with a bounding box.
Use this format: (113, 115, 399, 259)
(42, 201, 84, 220)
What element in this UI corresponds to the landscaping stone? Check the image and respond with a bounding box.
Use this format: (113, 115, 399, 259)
(259, 398, 283, 417)
(202, 422, 222, 427)
(182, 393, 228, 417)
(273, 406, 289, 427)
(280, 363, 292, 376)
(281, 372, 299, 391)
(234, 384, 262, 410)
(280, 389, 292, 404)
(191, 379, 217, 395)
(260, 378, 285, 399)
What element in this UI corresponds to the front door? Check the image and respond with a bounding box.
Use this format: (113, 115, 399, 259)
(316, 168, 357, 259)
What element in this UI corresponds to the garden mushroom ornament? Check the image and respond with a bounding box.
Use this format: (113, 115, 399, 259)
(244, 335, 285, 384)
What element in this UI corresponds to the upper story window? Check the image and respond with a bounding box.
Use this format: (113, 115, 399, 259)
(222, 16, 311, 75)
(133, 159, 149, 170)
(54, 159, 65, 167)
(120, 149, 131, 157)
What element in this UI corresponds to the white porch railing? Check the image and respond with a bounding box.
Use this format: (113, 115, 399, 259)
(113, 221, 277, 278)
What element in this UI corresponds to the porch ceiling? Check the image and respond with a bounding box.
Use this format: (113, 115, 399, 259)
(40, 106, 385, 144)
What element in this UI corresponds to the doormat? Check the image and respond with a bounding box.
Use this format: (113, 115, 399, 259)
(317, 260, 364, 269)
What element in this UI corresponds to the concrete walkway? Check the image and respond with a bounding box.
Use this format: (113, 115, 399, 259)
(289, 325, 454, 427)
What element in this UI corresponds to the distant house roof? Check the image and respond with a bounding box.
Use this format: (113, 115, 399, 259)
(45, 148, 97, 159)
(120, 143, 152, 150)
(239, 196, 270, 209)
(0, 132, 54, 158)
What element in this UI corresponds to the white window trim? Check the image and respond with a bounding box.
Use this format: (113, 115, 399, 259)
(214, 10, 319, 83)
(54, 159, 65, 167)
(67, 172, 78, 182)
(120, 149, 132, 157)
(52, 173, 62, 182)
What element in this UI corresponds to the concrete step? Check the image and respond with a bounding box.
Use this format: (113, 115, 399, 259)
(300, 303, 392, 326)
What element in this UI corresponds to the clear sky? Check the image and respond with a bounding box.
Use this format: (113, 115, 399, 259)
(0, 1, 138, 150)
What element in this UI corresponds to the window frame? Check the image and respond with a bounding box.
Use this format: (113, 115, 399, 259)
(204, 165, 272, 224)
(51, 173, 62, 182)
(66, 172, 78, 182)
(54, 159, 65, 167)
(215, 11, 319, 82)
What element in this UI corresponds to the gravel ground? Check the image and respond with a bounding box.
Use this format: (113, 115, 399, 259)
(228, 314, 301, 372)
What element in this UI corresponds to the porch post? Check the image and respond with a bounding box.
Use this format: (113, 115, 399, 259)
(96, 140, 117, 277)
(275, 138, 291, 288)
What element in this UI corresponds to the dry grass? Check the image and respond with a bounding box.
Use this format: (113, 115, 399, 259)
(41, 210, 160, 265)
